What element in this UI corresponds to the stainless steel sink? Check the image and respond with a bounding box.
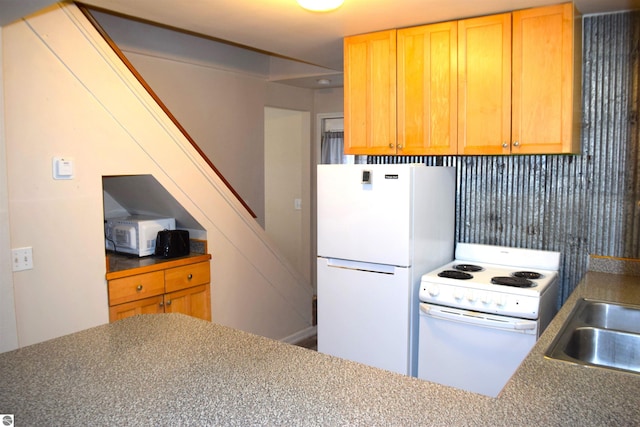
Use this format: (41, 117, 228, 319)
(545, 298, 640, 374)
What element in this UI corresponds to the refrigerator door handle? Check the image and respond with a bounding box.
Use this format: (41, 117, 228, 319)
(325, 258, 397, 275)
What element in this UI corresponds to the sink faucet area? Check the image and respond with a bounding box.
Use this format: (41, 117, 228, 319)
(545, 298, 640, 374)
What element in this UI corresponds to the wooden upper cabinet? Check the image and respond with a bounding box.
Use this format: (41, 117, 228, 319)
(397, 22, 458, 155)
(458, 13, 512, 155)
(344, 30, 397, 155)
(344, 2, 580, 156)
(512, 3, 581, 154)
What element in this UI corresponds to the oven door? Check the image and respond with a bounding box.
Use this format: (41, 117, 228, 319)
(417, 303, 538, 397)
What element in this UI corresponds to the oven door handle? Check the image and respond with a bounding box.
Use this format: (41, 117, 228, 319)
(420, 304, 537, 333)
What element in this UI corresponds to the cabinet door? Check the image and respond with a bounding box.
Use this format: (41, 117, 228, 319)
(109, 295, 164, 322)
(458, 13, 512, 155)
(512, 3, 580, 154)
(344, 30, 396, 155)
(398, 22, 458, 155)
(165, 284, 211, 321)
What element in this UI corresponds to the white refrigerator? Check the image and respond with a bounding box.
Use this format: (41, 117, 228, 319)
(317, 164, 455, 376)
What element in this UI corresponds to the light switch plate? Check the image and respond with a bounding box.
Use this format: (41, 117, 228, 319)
(12, 247, 33, 271)
(53, 156, 74, 180)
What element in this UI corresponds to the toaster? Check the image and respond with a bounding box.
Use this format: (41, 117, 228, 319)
(155, 229, 190, 258)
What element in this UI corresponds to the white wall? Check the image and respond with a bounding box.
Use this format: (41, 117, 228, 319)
(0, 27, 20, 352)
(2, 3, 313, 348)
(264, 108, 311, 283)
(91, 10, 279, 228)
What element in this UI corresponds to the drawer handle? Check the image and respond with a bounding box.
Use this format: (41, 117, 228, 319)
(187, 274, 193, 280)
(136, 285, 143, 292)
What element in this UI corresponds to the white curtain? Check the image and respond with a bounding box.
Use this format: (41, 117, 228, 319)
(320, 130, 367, 164)
(320, 130, 345, 164)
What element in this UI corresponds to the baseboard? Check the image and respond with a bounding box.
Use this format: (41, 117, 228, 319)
(280, 325, 317, 344)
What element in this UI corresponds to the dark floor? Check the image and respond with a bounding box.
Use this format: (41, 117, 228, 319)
(294, 335, 317, 350)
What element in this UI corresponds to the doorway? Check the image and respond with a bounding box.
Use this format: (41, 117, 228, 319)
(264, 107, 311, 284)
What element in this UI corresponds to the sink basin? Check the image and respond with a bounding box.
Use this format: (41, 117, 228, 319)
(576, 300, 640, 334)
(545, 298, 640, 374)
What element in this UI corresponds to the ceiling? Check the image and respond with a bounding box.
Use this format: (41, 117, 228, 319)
(2, 0, 639, 82)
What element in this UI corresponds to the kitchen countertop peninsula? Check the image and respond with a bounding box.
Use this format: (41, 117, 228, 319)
(1, 259, 639, 425)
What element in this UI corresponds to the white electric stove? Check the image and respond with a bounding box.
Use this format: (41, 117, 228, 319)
(419, 243, 560, 323)
(417, 243, 561, 397)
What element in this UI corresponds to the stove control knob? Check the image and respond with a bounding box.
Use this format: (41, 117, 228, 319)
(428, 285, 440, 297)
(466, 290, 477, 303)
(453, 289, 464, 301)
(482, 293, 493, 305)
(496, 295, 507, 307)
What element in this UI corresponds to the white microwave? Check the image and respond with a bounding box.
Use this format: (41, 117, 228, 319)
(105, 215, 175, 257)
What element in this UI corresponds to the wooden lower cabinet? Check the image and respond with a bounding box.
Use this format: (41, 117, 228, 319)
(109, 296, 165, 322)
(164, 284, 210, 319)
(107, 256, 211, 323)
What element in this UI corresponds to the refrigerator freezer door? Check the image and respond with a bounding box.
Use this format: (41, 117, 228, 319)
(317, 164, 413, 266)
(317, 257, 411, 375)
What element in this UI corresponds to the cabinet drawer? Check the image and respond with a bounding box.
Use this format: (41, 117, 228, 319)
(165, 261, 210, 293)
(108, 271, 165, 306)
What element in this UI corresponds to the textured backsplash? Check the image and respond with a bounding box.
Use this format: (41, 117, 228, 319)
(370, 11, 640, 308)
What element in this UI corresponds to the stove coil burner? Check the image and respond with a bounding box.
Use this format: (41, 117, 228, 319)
(438, 270, 473, 280)
(491, 276, 536, 288)
(453, 264, 484, 272)
(512, 271, 543, 280)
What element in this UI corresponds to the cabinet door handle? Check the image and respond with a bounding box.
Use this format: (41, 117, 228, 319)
(187, 273, 193, 280)
(166, 300, 172, 306)
(388, 143, 394, 149)
(136, 285, 143, 292)
(513, 140, 520, 147)
(502, 142, 508, 148)
(397, 144, 403, 149)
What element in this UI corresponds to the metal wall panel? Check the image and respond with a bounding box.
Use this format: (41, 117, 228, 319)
(371, 11, 640, 307)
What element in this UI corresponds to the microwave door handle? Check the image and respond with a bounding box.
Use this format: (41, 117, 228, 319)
(420, 304, 536, 332)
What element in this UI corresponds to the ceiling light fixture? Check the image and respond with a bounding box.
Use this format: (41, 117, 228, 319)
(297, 0, 345, 12)
(317, 78, 332, 85)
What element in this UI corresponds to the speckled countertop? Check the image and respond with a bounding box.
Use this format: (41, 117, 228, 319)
(1, 257, 639, 426)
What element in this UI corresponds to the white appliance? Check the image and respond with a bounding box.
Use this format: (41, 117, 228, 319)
(317, 164, 456, 376)
(105, 215, 175, 257)
(418, 243, 560, 397)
